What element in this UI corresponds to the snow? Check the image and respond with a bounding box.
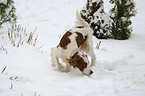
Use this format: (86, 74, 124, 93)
(0, 0, 145, 96)
(0, 0, 7, 4)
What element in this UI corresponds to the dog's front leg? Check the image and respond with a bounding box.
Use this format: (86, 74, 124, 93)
(50, 47, 65, 71)
(90, 53, 96, 67)
(64, 63, 71, 72)
(86, 47, 96, 67)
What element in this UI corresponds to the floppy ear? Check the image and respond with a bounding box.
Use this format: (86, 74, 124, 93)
(69, 52, 79, 67)
(69, 57, 77, 67)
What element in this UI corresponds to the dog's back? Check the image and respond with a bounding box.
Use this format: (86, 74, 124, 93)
(56, 12, 94, 59)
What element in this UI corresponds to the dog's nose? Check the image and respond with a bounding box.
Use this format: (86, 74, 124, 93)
(90, 70, 93, 75)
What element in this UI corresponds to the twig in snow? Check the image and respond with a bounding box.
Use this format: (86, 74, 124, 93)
(10, 83, 13, 89)
(2, 66, 7, 73)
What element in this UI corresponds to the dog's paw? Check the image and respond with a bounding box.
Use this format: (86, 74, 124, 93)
(58, 65, 65, 71)
(58, 65, 70, 72)
(63, 68, 70, 72)
(52, 63, 56, 67)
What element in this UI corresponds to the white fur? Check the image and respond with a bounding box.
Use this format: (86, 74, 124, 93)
(50, 11, 96, 75)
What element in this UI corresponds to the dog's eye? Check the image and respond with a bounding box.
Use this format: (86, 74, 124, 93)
(77, 60, 80, 63)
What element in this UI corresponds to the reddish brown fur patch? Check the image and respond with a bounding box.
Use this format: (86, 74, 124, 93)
(58, 31, 72, 49)
(69, 52, 87, 72)
(75, 32, 88, 48)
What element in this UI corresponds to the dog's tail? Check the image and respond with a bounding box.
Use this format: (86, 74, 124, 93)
(75, 10, 93, 34)
(75, 10, 90, 28)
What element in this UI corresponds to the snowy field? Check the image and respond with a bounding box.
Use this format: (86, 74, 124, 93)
(0, 0, 145, 96)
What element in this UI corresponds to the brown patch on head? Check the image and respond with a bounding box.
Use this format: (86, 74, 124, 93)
(69, 52, 87, 72)
(75, 32, 88, 48)
(58, 31, 72, 49)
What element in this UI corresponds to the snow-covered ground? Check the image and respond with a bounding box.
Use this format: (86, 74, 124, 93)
(0, 0, 145, 96)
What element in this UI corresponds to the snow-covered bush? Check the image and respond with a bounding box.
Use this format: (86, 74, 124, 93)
(80, 0, 113, 39)
(80, 0, 136, 40)
(110, 0, 136, 40)
(0, 0, 16, 27)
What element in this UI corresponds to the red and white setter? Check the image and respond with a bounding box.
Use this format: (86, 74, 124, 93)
(50, 12, 96, 76)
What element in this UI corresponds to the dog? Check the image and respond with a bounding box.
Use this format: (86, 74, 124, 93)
(50, 11, 96, 76)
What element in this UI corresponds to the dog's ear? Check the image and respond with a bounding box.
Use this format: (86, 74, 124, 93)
(68, 57, 76, 67)
(69, 52, 79, 67)
(71, 51, 78, 59)
(69, 58, 77, 67)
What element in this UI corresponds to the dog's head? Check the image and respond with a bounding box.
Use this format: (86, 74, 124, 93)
(69, 52, 93, 76)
